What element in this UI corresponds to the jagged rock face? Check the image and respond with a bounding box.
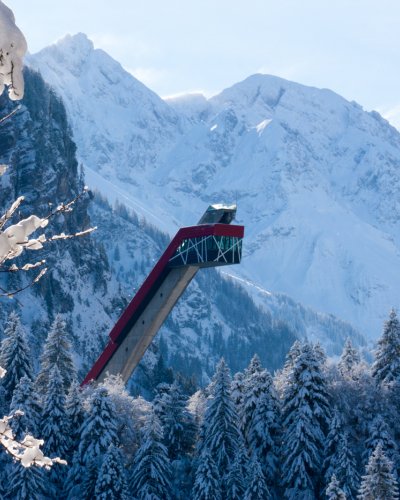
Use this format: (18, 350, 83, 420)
(29, 37, 400, 339)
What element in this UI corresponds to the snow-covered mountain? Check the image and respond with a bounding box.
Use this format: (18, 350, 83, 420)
(3, 69, 339, 386)
(28, 33, 400, 340)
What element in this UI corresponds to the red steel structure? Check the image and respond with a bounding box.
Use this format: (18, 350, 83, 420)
(82, 205, 244, 386)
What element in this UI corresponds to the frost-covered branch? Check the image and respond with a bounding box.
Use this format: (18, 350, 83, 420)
(0, 1, 27, 100)
(0, 187, 95, 263)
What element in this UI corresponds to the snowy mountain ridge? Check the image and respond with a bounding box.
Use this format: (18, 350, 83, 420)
(28, 33, 400, 340)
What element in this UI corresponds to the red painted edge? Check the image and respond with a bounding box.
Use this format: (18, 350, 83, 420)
(81, 223, 244, 386)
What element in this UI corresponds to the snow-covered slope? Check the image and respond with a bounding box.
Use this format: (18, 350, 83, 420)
(29, 34, 400, 339)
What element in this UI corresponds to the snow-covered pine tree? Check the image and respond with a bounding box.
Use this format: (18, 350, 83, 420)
(41, 365, 69, 496)
(323, 409, 345, 489)
(338, 338, 361, 378)
(94, 444, 128, 500)
(358, 443, 399, 500)
(6, 462, 46, 500)
(36, 314, 76, 392)
(244, 353, 263, 378)
(281, 342, 331, 499)
(244, 456, 271, 500)
(9, 375, 41, 440)
(363, 415, 398, 471)
(197, 358, 240, 483)
(65, 381, 85, 458)
(274, 340, 302, 396)
(336, 431, 359, 500)
(372, 309, 400, 386)
(245, 368, 280, 488)
(130, 411, 171, 500)
(326, 474, 346, 500)
(65, 386, 118, 499)
(226, 440, 248, 500)
(41, 366, 69, 458)
(0, 312, 32, 403)
(192, 449, 221, 500)
(240, 356, 265, 439)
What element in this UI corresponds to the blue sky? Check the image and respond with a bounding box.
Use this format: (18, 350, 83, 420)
(6, 0, 400, 127)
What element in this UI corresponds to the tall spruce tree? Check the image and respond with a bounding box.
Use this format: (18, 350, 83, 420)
(94, 445, 128, 500)
(65, 381, 85, 458)
(41, 366, 70, 497)
(245, 368, 280, 488)
(197, 358, 240, 483)
(41, 366, 69, 458)
(281, 342, 331, 499)
(372, 309, 400, 385)
(192, 449, 221, 500)
(36, 314, 76, 392)
(338, 338, 361, 378)
(65, 386, 118, 499)
(130, 411, 171, 500)
(336, 431, 359, 500)
(241, 355, 265, 439)
(358, 443, 399, 500)
(0, 312, 32, 403)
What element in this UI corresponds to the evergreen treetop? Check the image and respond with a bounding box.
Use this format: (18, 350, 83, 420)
(338, 338, 361, 378)
(372, 309, 400, 386)
(36, 314, 76, 392)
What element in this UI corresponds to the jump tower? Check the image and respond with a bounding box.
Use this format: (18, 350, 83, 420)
(82, 205, 244, 386)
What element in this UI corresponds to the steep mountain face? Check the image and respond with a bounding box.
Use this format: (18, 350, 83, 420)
(0, 69, 304, 385)
(28, 34, 400, 340)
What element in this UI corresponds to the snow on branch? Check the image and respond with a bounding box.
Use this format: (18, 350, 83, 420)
(0, 188, 96, 296)
(0, 1, 27, 100)
(0, 188, 95, 266)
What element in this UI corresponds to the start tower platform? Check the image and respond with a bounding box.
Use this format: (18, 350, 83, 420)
(82, 205, 244, 385)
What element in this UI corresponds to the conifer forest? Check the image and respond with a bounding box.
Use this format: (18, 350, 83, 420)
(1, 1, 400, 499)
(0, 310, 400, 499)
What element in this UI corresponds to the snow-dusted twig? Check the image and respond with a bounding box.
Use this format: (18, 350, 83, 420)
(0, 188, 95, 266)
